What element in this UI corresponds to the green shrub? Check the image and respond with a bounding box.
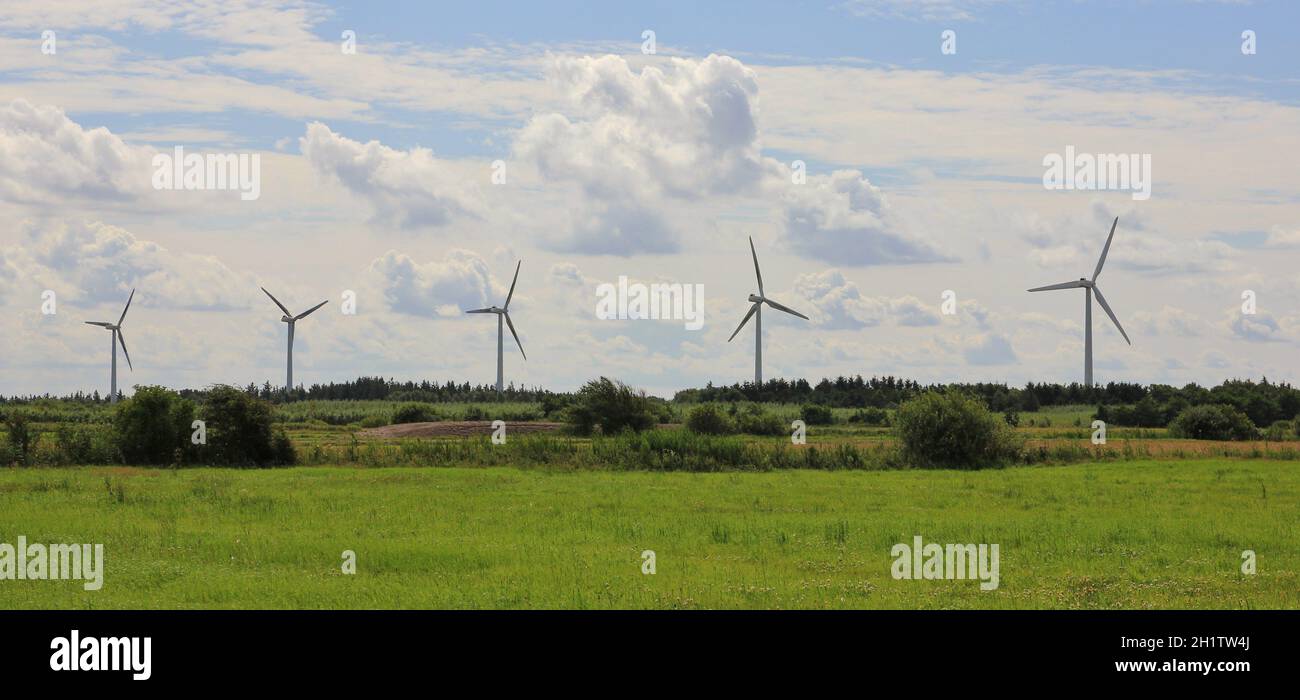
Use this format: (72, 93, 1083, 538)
(734, 404, 785, 436)
(893, 390, 1021, 469)
(564, 377, 656, 435)
(540, 394, 570, 419)
(200, 386, 295, 466)
(55, 424, 115, 465)
(358, 415, 389, 429)
(463, 405, 487, 421)
(800, 404, 834, 426)
(1262, 420, 1293, 441)
(686, 404, 735, 435)
(391, 403, 436, 424)
(1168, 404, 1258, 441)
(848, 407, 890, 426)
(3, 410, 39, 465)
(112, 386, 196, 465)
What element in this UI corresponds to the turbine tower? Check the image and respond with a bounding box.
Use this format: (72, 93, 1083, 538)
(84, 289, 135, 404)
(728, 236, 809, 385)
(466, 261, 526, 395)
(261, 287, 328, 395)
(1028, 216, 1131, 387)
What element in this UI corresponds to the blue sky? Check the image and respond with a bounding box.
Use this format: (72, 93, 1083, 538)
(1, 0, 1298, 396)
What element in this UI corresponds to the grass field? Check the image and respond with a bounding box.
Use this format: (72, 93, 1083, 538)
(1, 458, 1294, 609)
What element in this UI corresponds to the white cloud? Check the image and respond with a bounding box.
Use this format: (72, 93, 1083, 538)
(514, 54, 777, 254)
(364, 249, 496, 318)
(1132, 306, 1204, 337)
(793, 269, 942, 329)
(782, 170, 955, 266)
(962, 333, 1017, 365)
(0, 99, 153, 205)
(1227, 311, 1293, 344)
(300, 122, 483, 230)
(19, 219, 253, 310)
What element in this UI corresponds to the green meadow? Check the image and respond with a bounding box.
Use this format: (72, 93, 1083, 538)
(1, 458, 1294, 609)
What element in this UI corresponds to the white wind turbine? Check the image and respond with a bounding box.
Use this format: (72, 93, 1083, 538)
(728, 236, 809, 385)
(466, 261, 526, 394)
(84, 289, 135, 404)
(1028, 216, 1131, 387)
(261, 287, 328, 395)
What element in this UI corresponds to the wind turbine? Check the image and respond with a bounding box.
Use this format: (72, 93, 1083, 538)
(466, 261, 526, 395)
(728, 236, 809, 385)
(84, 289, 135, 404)
(261, 287, 328, 395)
(1028, 216, 1131, 387)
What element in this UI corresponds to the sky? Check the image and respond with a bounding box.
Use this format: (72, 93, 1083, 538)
(1, 0, 1298, 398)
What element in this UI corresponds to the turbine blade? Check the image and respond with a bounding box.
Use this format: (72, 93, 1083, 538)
(465, 307, 494, 314)
(1092, 286, 1131, 345)
(117, 288, 135, 326)
(748, 236, 764, 296)
(85, 321, 113, 327)
(728, 302, 760, 342)
(1027, 280, 1085, 292)
(117, 330, 133, 370)
(763, 297, 810, 320)
(1092, 216, 1119, 282)
(504, 312, 526, 360)
(294, 299, 329, 320)
(261, 287, 291, 316)
(504, 260, 521, 310)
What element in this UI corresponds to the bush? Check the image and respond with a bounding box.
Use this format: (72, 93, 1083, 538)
(391, 403, 436, 424)
(893, 390, 1021, 469)
(686, 404, 735, 435)
(1168, 404, 1258, 441)
(1262, 419, 1293, 441)
(800, 404, 834, 426)
(848, 407, 890, 426)
(112, 386, 196, 465)
(734, 404, 785, 436)
(564, 377, 656, 435)
(540, 394, 570, 419)
(358, 415, 388, 429)
(3, 410, 39, 465)
(200, 385, 295, 466)
(1002, 410, 1020, 427)
(55, 424, 114, 465)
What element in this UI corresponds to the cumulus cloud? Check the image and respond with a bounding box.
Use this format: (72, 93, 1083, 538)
(0, 99, 153, 205)
(962, 333, 1017, 366)
(793, 269, 941, 329)
(1228, 311, 1292, 343)
(514, 54, 778, 254)
(782, 170, 955, 266)
(300, 122, 481, 230)
(1131, 306, 1203, 337)
(365, 249, 496, 318)
(19, 219, 251, 310)
(1022, 204, 1234, 276)
(1261, 226, 1300, 249)
(549, 262, 586, 287)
